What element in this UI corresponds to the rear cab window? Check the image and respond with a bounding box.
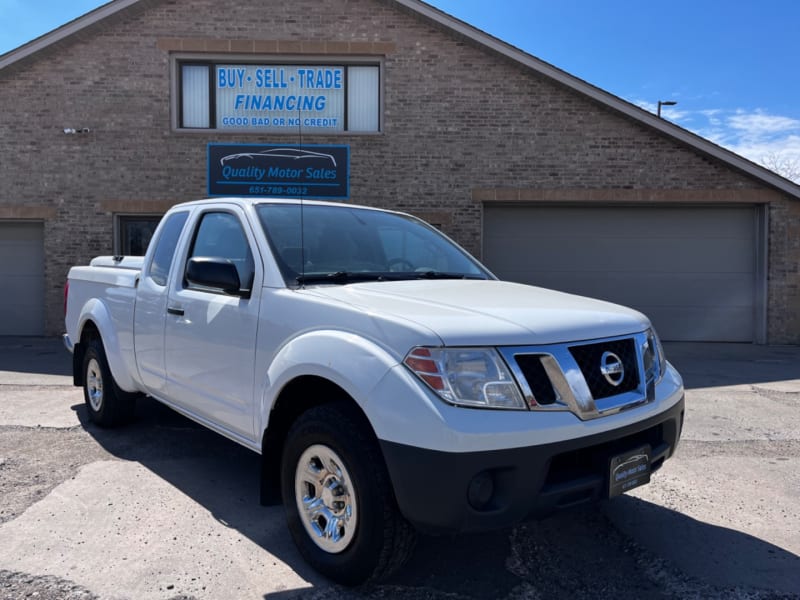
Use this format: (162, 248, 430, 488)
(147, 211, 189, 286)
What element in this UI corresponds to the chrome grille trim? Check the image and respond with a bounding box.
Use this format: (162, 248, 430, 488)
(498, 331, 653, 421)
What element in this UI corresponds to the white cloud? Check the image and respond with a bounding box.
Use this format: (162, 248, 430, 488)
(728, 110, 800, 135)
(702, 110, 800, 182)
(629, 100, 800, 183)
(699, 109, 723, 127)
(633, 99, 656, 112)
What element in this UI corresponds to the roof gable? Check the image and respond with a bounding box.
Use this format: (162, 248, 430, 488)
(2, 0, 798, 200)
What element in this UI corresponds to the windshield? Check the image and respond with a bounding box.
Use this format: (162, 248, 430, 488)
(255, 203, 492, 286)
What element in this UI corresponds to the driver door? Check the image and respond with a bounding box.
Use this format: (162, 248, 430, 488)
(163, 207, 260, 442)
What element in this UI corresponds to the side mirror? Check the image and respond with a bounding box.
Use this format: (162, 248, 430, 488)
(186, 257, 245, 296)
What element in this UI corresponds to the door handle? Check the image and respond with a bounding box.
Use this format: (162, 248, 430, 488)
(167, 306, 185, 316)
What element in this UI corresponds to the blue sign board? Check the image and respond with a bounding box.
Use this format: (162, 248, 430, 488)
(215, 65, 345, 133)
(207, 143, 349, 199)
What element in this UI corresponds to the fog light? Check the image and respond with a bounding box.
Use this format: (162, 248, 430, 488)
(467, 471, 494, 510)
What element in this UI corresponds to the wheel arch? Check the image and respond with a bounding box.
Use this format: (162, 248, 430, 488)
(259, 374, 377, 506)
(71, 319, 101, 386)
(72, 299, 138, 392)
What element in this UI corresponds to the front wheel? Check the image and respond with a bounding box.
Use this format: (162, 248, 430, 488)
(82, 338, 136, 427)
(281, 403, 415, 585)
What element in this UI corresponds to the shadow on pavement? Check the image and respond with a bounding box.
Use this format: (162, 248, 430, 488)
(605, 494, 800, 595)
(0, 336, 71, 377)
(664, 342, 800, 390)
(72, 397, 323, 590)
(75, 396, 799, 599)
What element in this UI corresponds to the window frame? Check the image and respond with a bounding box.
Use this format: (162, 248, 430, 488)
(171, 53, 384, 135)
(114, 213, 163, 256)
(182, 209, 256, 295)
(144, 211, 189, 288)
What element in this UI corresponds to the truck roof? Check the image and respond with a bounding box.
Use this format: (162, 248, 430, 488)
(173, 197, 385, 212)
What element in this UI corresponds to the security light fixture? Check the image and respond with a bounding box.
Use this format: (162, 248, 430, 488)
(657, 100, 677, 118)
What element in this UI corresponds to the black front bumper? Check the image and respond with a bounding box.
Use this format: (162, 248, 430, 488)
(380, 396, 684, 534)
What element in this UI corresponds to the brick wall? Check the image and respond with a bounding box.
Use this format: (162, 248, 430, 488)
(0, 0, 797, 340)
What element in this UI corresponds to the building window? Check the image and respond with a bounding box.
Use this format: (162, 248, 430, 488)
(181, 65, 211, 128)
(178, 61, 380, 133)
(117, 215, 162, 256)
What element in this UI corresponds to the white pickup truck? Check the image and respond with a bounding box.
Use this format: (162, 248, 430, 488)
(64, 197, 684, 584)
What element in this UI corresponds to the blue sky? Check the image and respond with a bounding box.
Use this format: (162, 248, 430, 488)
(2, 0, 798, 180)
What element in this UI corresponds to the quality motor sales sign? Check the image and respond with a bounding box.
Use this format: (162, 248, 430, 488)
(207, 144, 350, 199)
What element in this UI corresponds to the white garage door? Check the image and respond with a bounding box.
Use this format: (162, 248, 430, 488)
(483, 205, 760, 342)
(0, 222, 45, 335)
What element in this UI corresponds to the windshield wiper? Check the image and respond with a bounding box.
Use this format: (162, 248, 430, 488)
(296, 271, 387, 285)
(295, 271, 487, 285)
(412, 271, 486, 280)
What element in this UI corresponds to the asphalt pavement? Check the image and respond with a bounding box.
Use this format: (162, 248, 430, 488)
(0, 337, 798, 599)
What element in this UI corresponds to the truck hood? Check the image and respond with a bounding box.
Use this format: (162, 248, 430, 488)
(308, 279, 650, 346)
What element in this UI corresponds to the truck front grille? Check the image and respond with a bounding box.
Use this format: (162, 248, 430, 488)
(514, 355, 558, 405)
(500, 332, 652, 420)
(568, 338, 639, 399)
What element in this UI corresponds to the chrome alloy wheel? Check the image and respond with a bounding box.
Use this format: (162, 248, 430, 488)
(86, 358, 104, 412)
(294, 444, 358, 553)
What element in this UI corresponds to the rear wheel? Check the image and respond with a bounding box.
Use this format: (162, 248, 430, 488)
(82, 338, 136, 427)
(281, 403, 415, 585)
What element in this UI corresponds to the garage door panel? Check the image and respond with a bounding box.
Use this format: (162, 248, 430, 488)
(486, 206, 754, 239)
(516, 271, 754, 309)
(0, 224, 43, 242)
(0, 244, 45, 273)
(483, 205, 758, 342)
(6, 274, 45, 296)
(644, 306, 753, 342)
(0, 222, 45, 335)
(2, 300, 44, 335)
(496, 237, 754, 274)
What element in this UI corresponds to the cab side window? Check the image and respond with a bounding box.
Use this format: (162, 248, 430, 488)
(186, 212, 255, 291)
(148, 211, 189, 286)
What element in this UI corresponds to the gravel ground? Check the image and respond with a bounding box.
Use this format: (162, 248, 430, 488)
(0, 339, 798, 599)
(1, 422, 796, 599)
(0, 570, 99, 600)
(0, 424, 108, 526)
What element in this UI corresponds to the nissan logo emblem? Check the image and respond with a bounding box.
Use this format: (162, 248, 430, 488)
(600, 351, 625, 387)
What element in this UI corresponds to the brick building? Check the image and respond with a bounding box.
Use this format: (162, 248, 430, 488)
(1, 0, 798, 342)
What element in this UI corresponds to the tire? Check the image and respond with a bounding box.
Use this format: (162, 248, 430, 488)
(281, 403, 416, 585)
(82, 337, 136, 427)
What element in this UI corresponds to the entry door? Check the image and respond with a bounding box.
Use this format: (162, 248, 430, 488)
(0, 222, 44, 335)
(164, 209, 260, 441)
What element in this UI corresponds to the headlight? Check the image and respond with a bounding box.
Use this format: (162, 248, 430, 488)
(643, 328, 668, 384)
(403, 347, 526, 409)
